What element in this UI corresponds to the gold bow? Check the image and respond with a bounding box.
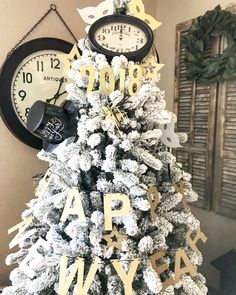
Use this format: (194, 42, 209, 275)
(102, 106, 124, 129)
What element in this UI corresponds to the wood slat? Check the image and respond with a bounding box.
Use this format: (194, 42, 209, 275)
(175, 22, 217, 210)
(176, 150, 189, 172)
(223, 84, 236, 153)
(221, 157, 236, 210)
(213, 39, 236, 219)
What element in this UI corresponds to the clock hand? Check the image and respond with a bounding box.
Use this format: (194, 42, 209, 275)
(58, 90, 67, 97)
(55, 90, 67, 100)
(46, 78, 65, 104)
(47, 90, 67, 105)
(55, 77, 64, 96)
(119, 25, 123, 41)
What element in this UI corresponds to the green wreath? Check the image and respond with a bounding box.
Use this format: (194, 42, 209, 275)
(183, 5, 236, 83)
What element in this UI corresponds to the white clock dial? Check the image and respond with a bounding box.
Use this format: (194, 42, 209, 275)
(94, 22, 147, 53)
(11, 50, 68, 126)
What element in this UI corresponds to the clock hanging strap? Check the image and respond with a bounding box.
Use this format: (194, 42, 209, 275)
(151, 45, 160, 63)
(7, 4, 78, 57)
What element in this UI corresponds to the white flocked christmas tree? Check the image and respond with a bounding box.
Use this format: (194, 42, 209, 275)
(3, 1, 208, 294)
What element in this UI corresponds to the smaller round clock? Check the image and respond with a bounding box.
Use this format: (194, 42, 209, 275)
(88, 14, 154, 62)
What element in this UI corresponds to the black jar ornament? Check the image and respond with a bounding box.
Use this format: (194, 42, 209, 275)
(27, 100, 78, 144)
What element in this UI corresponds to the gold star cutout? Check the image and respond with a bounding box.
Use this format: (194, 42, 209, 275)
(141, 55, 165, 82)
(57, 44, 81, 75)
(103, 228, 127, 250)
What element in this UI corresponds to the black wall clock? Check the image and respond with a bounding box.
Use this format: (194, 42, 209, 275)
(88, 14, 154, 62)
(0, 37, 73, 150)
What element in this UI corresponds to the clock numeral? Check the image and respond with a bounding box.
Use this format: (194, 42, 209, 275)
(102, 43, 109, 49)
(23, 72, 32, 84)
(25, 108, 30, 118)
(102, 28, 111, 34)
(111, 25, 120, 31)
(19, 90, 27, 101)
(97, 35, 106, 41)
(51, 58, 60, 70)
(137, 38, 144, 44)
(116, 48, 124, 53)
(37, 61, 44, 72)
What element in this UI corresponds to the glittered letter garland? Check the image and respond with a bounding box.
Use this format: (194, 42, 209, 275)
(147, 185, 160, 222)
(19, 238, 51, 278)
(112, 259, 140, 295)
(59, 256, 139, 295)
(60, 187, 86, 222)
(174, 249, 198, 283)
(35, 170, 52, 199)
(104, 193, 131, 231)
(186, 228, 208, 255)
(8, 216, 36, 249)
(150, 250, 175, 290)
(59, 255, 99, 295)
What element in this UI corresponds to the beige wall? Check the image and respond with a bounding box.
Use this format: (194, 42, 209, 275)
(0, 0, 157, 286)
(155, 0, 236, 289)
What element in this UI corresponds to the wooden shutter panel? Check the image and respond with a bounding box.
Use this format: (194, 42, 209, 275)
(175, 20, 218, 209)
(212, 5, 236, 219)
(213, 79, 236, 219)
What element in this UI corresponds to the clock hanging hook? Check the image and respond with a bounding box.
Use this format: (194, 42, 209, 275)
(113, 0, 128, 13)
(151, 45, 160, 63)
(7, 3, 77, 57)
(50, 4, 57, 10)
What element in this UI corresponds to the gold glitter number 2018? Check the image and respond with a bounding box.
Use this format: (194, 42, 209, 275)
(128, 65, 142, 96)
(80, 64, 142, 96)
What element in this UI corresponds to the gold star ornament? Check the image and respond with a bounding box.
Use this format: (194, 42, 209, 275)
(103, 228, 127, 250)
(57, 44, 81, 75)
(141, 55, 165, 82)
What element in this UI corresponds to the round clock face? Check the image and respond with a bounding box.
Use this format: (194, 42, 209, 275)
(88, 14, 154, 62)
(94, 22, 148, 54)
(0, 38, 73, 149)
(12, 50, 68, 126)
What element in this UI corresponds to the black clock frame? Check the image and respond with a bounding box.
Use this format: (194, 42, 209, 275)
(0, 38, 73, 150)
(88, 14, 154, 62)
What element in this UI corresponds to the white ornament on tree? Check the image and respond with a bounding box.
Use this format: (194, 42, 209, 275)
(159, 121, 182, 148)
